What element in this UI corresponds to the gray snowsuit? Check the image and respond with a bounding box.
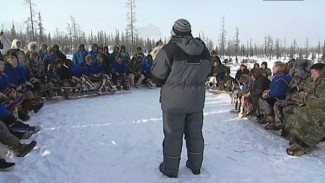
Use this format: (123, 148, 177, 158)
(151, 35, 211, 175)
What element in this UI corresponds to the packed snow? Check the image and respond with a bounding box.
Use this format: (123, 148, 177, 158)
(0, 87, 324, 183)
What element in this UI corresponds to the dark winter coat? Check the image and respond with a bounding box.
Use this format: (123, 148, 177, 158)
(57, 65, 72, 81)
(151, 36, 211, 113)
(250, 75, 270, 107)
(82, 62, 104, 77)
(55, 51, 67, 60)
(235, 69, 249, 83)
(100, 55, 111, 75)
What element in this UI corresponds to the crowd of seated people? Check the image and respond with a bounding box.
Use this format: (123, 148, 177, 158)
(0, 39, 160, 170)
(230, 58, 325, 156)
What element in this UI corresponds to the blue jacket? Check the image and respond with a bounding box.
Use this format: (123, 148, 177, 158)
(47, 71, 60, 85)
(70, 63, 83, 78)
(112, 62, 127, 75)
(0, 103, 11, 120)
(82, 62, 104, 77)
(43, 54, 58, 70)
(89, 51, 100, 60)
(141, 58, 153, 73)
(269, 74, 291, 100)
(72, 51, 88, 66)
(0, 73, 10, 92)
(4, 65, 27, 87)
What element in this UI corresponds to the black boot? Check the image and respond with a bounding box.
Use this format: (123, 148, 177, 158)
(33, 102, 44, 113)
(0, 158, 15, 171)
(18, 110, 30, 121)
(159, 162, 178, 178)
(186, 160, 201, 175)
(15, 141, 37, 157)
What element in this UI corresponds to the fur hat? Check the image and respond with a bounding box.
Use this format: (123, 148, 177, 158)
(5, 49, 18, 59)
(172, 19, 192, 36)
(240, 74, 251, 84)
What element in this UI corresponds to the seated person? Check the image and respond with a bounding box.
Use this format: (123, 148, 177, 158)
(112, 55, 130, 90)
(141, 55, 155, 88)
(258, 61, 291, 125)
(128, 57, 145, 88)
(284, 63, 325, 156)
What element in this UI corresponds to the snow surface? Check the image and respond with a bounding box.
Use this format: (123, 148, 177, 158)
(1, 88, 324, 183)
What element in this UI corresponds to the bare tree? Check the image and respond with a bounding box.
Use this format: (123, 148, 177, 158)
(24, 0, 37, 41)
(321, 41, 325, 63)
(234, 27, 240, 63)
(47, 33, 52, 46)
(275, 38, 281, 59)
(38, 11, 46, 43)
(10, 21, 17, 40)
(126, 0, 137, 53)
(219, 16, 226, 57)
(305, 38, 309, 58)
(317, 40, 321, 62)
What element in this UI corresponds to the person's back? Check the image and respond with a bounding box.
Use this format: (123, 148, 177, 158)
(151, 19, 211, 178)
(152, 35, 211, 112)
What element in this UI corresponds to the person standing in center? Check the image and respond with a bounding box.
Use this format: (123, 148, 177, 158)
(151, 18, 211, 178)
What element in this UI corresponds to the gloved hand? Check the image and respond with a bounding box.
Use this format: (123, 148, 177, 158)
(291, 92, 307, 104)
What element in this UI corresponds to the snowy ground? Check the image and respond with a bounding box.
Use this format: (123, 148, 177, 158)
(1, 88, 325, 183)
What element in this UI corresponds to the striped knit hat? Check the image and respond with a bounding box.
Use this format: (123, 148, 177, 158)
(172, 19, 192, 36)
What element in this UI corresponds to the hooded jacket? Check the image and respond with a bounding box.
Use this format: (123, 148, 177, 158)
(10, 39, 28, 66)
(151, 36, 211, 113)
(25, 42, 38, 59)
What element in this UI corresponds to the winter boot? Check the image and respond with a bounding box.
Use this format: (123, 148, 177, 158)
(33, 102, 44, 113)
(116, 79, 122, 90)
(0, 158, 15, 171)
(21, 130, 34, 139)
(123, 76, 130, 90)
(14, 141, 37, 157)
(159, 162, 178, 178)
(18, 110, 30, 121)
(186, 160, 201, 175)
(159, 155, 181, 178)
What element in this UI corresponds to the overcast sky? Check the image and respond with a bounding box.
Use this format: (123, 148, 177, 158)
(1, 0, 324, 47)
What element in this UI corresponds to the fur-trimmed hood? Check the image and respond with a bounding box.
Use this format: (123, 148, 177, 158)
(27, 42, 38, 52)
(289, 58, 312, 80)
(11, 39, 22, 49)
